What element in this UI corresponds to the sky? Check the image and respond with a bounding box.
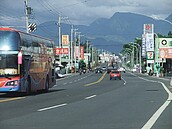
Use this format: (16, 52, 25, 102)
(0, 0, 172, 28)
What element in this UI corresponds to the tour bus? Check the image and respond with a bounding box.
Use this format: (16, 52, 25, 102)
(0, 27, 56, 94)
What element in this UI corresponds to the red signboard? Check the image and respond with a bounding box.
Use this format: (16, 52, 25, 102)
(55, 48, 69, 55)
(80, 46, 84, 60)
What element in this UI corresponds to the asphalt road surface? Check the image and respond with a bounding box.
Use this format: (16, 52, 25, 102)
(0, 71, 172, 129)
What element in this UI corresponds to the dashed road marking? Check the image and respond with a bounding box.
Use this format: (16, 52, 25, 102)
(37, 103, 67, 112)
(85, 95, 97, 100)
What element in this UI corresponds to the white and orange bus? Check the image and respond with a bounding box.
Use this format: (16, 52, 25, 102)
(0, 28, 56, 94)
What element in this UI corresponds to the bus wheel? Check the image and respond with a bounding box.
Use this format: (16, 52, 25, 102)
(26, 77, 31, 95)
(44, 77, 49, 92)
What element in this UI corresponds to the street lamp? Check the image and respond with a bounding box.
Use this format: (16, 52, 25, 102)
(124, 48, 133, 68)
(131, 42, 142, 73)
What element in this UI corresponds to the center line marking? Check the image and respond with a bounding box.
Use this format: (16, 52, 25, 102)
(85, 95, 97, 100)
(0, 97, 25, 103)
(37, 103, 67, 112)
(84, 72, 107, 86)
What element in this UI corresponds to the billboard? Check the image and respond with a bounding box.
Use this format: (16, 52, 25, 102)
(159, 38, 172, 58)
(144, 24, 154, 34)
(62, 35, 69, 46)
(159, 48, 172, 58)
(145, 33, 154, 51)
(55, 48, 69, 55)
(146, 51, 154, 63)
(142, 34, 146, 57)
(159, 38, 172, 48)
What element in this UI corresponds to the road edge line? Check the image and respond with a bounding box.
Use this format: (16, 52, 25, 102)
(138, 77, 172, 129)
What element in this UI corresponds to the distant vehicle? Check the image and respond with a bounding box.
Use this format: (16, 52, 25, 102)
(110, 70, 121, 80)
(118, 67, 126, 73)
(101, 66, 107, 71)
(95, 68, 103, 73)
(79, 68, 86, 75)
(107, 66, 113, 73)
(0, 28, 56, 94)
(55, 64, 66, 78)
(132, 68, 137, 72)
(107, 66, 118, 74)
(83, 69, 86, 74)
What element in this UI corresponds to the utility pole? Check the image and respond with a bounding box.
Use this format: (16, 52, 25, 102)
(86, 40, 89, 53)
(70, 25, 73, 67)
(78, 32, 81, 62)
(24, 0, 29, 33)
(92, 46, 94, 66)
(58, 14, 68, 65)
(132, 43, 134, 68)
(74, 29, 77, 73)
(24, 0, 35, 33)
(58, 15, 61, 65)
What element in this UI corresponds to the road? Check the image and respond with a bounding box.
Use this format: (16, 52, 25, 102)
(0, 71, 172, 129)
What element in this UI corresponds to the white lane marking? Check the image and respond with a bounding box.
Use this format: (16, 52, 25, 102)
(69, 81, 73, 84)
(63, 83, 67, 85)
(37, 103, 67, 112)
(121, 77, 127, 85)
(138, 77, 172, 129)
(85, 95, 97, 100)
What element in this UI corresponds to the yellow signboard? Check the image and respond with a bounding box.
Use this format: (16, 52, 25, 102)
(62, 35, 69, 46)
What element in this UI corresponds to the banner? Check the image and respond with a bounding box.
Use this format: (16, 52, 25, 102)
(75, 46, 79, 58)
(80, 46, 84, 60)
(146, 33, 154, 51)
(62, 35, 69, 46)
(142, 34, 146, 57)
(55, 48, 69, 55)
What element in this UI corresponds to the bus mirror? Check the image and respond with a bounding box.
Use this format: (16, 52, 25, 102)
(18, 51, 22, 64)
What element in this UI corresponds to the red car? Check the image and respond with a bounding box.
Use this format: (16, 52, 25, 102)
(110, 70, 121, 80)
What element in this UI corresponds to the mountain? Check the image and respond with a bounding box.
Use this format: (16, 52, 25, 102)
(34, 12, 172, 54)
(166, 14, 172, 23)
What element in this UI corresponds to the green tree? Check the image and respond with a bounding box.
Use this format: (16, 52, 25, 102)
(79, 60, 86, 69)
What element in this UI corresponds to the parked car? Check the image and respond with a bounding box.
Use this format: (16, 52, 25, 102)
(110, 70, 121, 80)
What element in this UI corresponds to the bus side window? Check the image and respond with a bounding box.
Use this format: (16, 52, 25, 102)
(21, 55, 31, 75)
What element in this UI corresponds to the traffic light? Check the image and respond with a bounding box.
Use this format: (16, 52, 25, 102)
(28, 23, 36, 32)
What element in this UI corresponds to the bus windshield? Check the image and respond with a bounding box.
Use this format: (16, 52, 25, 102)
(0, 54, 18, 76)
(0, 31, 20, 51)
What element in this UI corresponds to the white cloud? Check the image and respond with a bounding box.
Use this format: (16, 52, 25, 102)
(0, 0, 171, 26)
